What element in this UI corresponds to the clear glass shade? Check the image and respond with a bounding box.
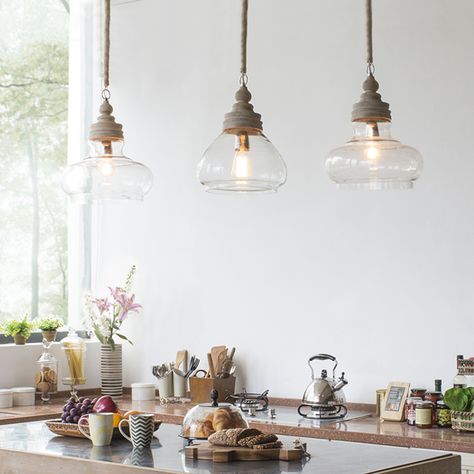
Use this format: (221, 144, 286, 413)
(325, 122, 423, 190)
(197, 130, 287, 193)
(62, 139, 153, 203)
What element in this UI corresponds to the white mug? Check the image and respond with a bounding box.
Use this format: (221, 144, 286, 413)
(119, 413, 156, 449)
(78, 412, 114, 447)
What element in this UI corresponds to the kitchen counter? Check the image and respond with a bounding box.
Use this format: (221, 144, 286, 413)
(2, 397, 474, 454)
(0, 421, 461, 473)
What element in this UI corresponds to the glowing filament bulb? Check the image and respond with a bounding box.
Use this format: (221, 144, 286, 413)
(98, 158, 114, 177)
(366, 145, 378, 160)
(98, 140, 114, 177)
(232, 132, 252, 179)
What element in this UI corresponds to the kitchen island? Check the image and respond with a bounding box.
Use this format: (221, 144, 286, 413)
(0, 421, 461, 473)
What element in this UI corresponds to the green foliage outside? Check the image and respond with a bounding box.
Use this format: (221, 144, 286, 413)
(0, 1, 69, 323)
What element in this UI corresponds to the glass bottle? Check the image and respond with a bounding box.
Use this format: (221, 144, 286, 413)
(35, 339, 58, 403)
(453, 355, 467, 388)
(61, 329, 86, 399)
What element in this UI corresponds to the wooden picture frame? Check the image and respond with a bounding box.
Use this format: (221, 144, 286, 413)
(381, 382, 410, 421)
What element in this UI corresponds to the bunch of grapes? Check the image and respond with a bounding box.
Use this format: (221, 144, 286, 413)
(61, 397, 97, 424)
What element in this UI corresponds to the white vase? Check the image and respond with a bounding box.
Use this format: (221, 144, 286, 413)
(100, 343, 123, 398)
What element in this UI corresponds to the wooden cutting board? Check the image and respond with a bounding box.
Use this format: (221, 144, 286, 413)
(184, 442, 304, 463)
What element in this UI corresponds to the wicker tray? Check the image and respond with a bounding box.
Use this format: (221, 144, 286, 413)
(45, 418, 162, 439)
(451, 411, 474, 432)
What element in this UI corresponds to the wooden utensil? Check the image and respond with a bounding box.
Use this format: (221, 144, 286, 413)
(210, 346, 226, 374)
(207, 353, 216, 378)
(185, 442, 303, 463)
(216, 349, 228, 374)
(218, 347, 236, 378)
(175, 350, 188, 372)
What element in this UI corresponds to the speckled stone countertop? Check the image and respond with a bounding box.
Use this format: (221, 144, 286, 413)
(2, 395, 474, 453)
(0, 421, 461, 474)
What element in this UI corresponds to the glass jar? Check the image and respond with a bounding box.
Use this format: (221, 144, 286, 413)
(35, 339, 58, 403)
(61, 329, 86, 397)
(410, 388, 427, 399)
(436, 401, 451, 427)
(415, 402, 434, 429)
(405, 397, 422, 426)
(425, 392, 442, 424)
(181, 390, 248, 439)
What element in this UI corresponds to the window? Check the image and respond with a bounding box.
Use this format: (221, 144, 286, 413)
(0, 1, 69, 323)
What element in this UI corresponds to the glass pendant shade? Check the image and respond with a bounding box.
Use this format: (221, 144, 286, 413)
(62, 138, 153, 203)
(325, 121, 422, 190)
(198, 129, 286, 193)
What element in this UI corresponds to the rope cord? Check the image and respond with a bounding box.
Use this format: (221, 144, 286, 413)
(240, 0, 248, 80)
(103, 0, 111, 91)
(366, 0, 374, 72)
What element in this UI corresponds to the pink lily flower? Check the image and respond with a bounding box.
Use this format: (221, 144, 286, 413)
(94, 298, 111, 315)
(109, 287, 142, 321)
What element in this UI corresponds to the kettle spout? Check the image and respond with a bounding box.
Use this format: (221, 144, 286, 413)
(333, 372, 348, 392)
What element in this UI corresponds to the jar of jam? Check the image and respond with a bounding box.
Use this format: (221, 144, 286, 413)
(425, 392, 442, 424)
(405, 397, 422, 426)
(410, 388, 427, 399)
(415, 402, 434, 429)
(436, 401, 451, 427)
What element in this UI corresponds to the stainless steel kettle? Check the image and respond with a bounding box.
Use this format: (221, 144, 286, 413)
(298, 353, 348, 419)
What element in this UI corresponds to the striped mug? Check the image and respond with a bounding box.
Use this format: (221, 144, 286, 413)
(119, 413, 156, 448)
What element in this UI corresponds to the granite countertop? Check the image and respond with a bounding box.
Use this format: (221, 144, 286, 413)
(0, 421, 461, 474)
(2, 396, 474, 453)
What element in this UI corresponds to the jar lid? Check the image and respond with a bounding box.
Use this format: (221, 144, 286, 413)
(11, 387, 35, 393)
(425, 391, 442, 396)
(131, 383, 155, 388)
(416, 401, 433, 408)
(0, 389, 12, 394)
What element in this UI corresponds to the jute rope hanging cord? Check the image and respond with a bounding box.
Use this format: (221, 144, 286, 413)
(103, 0, 111, 94)
(366, 0, 374, 74)
(240, 0, 248, 84)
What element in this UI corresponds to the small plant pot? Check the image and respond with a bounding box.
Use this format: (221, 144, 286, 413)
(42, 330, 57, 342)
(13, 334, 27, 345)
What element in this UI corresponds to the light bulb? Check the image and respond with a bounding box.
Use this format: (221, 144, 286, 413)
(231, 132, 252, 179)
(366, 145, 378, 160)
(98, 158, 114, 177)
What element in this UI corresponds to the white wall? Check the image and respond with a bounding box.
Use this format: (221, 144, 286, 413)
(93, 0, 474, 402)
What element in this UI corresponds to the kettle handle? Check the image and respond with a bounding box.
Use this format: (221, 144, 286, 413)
(308, 354, 338, 380)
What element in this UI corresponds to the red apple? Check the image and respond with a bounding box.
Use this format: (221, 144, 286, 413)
(92, 395, 118, 413)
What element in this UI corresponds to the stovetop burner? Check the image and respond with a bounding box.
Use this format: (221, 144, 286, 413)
(226, 389, 269, 412)
(298, 403, 348, 420)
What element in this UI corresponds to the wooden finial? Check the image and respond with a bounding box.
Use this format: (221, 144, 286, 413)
(351, 74, 391, 123)
(89, 99, 124, 141)
(223, 85, 263, 132)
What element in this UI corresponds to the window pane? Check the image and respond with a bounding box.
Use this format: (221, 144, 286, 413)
(0, 0, 69, 322)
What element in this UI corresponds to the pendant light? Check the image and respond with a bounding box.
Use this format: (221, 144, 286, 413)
(325, 0, 423, 190)
(62, 0, 152, 203)
(197, 0, 287, 193)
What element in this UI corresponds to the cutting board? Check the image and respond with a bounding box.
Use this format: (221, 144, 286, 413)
(184, 442, 303, 463)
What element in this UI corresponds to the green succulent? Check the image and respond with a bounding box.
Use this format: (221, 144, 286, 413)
(0, 316, 35, 338)
(35, 315, 64, 331)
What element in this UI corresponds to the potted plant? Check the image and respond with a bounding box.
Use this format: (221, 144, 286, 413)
(0, 316, 35, 345)
(35, 315, 64, 342)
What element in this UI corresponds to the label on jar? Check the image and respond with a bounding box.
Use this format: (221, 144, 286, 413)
(416, 408, 432, 426)
(407, 406, 416, 425)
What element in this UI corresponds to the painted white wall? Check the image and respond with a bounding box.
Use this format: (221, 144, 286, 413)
(92, 0, 474, 403)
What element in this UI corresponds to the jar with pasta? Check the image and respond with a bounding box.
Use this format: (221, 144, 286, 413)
(61, 329, 86, 399)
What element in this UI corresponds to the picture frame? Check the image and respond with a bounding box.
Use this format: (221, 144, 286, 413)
(381, 382, 410, 421)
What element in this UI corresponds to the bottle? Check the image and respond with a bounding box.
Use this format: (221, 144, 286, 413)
(453, 355, 467, 388)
